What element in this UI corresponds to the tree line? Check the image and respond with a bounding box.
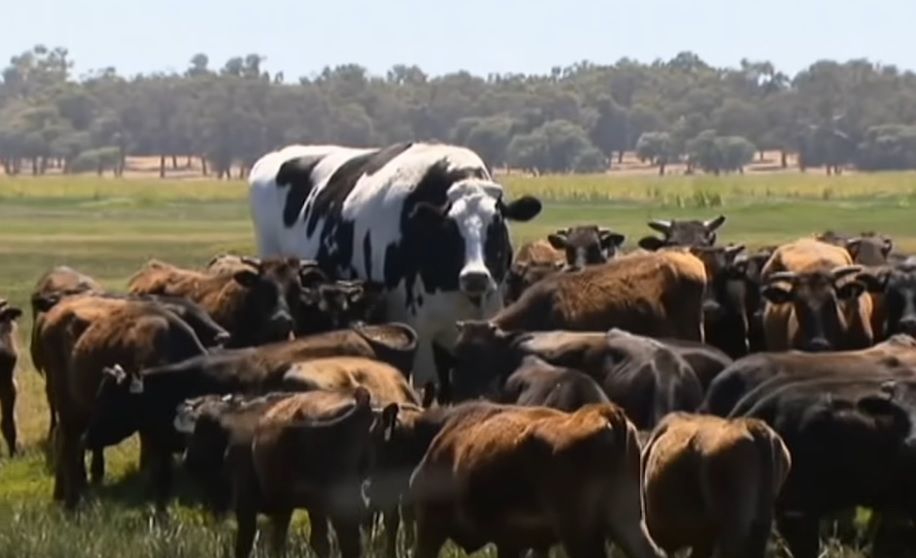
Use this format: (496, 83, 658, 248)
(2, 45, 916, 178)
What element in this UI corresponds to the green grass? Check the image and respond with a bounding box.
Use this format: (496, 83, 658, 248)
(0, 171, 898, 557)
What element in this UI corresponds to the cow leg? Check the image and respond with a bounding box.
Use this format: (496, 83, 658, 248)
(776, 513, 819, 558)
(413, 513, 447, 558)
(559, 529, 605, 558)
(269, 509, 293, 557)
(496, 544, 524, 558)
(90, 449, 104, 485)
(59, 427, 85, 508)
(383, 506, 400, 558)
(607, 517, 664, 558)
(0, 373, 17, 457)
(331, 515, 362, 558)
(309, 512, 331, 558)
(52, 426, 66, 501)
(234, 507, 258, 558)
(402, 502, 416, 550)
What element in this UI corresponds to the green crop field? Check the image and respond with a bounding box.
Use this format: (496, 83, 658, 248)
(0, 171, 903, 557)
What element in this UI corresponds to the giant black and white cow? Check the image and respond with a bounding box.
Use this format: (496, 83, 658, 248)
(249, 142, 542, 384)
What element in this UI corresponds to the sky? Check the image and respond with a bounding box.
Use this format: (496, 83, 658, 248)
(3, 0, 915, 80)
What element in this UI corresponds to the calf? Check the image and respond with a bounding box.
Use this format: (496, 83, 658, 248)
(642, 413, 791, 558)
(239, 388, 380, 558)
(493, 250, 706, 342)
(129, 258, 302, 347)
(761, 239, 873, 351)
(547, 225, 626, 269)
(0, 301, 22, 456)
(637, 215, 725, 251)
(407, 401, 664, 558)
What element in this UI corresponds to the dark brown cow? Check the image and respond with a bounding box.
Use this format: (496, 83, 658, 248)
(493, 250, 706, 342)
(642, 413, 791, 558)
(497, 355, 611, 411)
(36, 295, 207, 507)
(504, 260, 564, 305)
(761, 239, 873, 351)
(689, 244, 749, 358)
(407, 401, 665, 558)
(637, 215, 726, 251)
(816, 230, 894, 266)
(547, 225, 626, 269)
(236, 388, 381, 558)
(0, 300, 22, 457)
(297, 279, 385, 336)
(128, 258, 302, 347)
(860, 258, 916, 338)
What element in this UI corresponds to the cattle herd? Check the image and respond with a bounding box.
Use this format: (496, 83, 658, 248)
(3, 141, 916, 558)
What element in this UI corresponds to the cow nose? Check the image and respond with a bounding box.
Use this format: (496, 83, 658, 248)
(899, 317, 916, 335)
(806, 338, 832, 352)
(460, 271, 492, 295)
(270, 312, 293, 335)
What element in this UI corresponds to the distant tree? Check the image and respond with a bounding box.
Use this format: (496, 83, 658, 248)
(686, 130, 722, 175)
(716, 135, 757, 173)
(636, 131, 676, 175)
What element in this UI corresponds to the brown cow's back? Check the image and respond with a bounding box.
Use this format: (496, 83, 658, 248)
(282, 356, 420, 406)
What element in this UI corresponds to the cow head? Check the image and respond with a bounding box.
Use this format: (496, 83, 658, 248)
(85, 364, 147, 450)
(503, 260, 564, 305)
(762, 265, 865, 352)
(408, 182, 541, 304)
(846, 233, 894, 266)
(638, 215, 726, 251)
(233, 257, 302, 344)
(860, 260, 916, 337)
(297, 279, 385, 335)
(452, 320, 519, 400)
(548, 226, 626, 269)
(690, 244, 749, 357)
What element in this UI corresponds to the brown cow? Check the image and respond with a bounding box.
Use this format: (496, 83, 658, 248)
(514, 238, 565, 266)
(128, 258, 302, 347)
(235, 387, 381, 558)
(37, 295, 207, 507)
(637, 215, 726, 251)
(547, 225, 627, 269)
(642, 413, 791, 558)
(0, 300, 22, 457)
(761, 239, 873, 351)
(494, 250, 706, 342)
(407, 401, 665, 558)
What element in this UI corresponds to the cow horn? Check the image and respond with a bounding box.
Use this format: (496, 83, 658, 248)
(766, 271, 798, 284)
(832, 265, 863, 281)
(648, 220, 672, 234)
(704, 215, 727, 231)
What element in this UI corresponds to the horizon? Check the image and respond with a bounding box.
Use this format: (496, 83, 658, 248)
(3, 0, 915, 80)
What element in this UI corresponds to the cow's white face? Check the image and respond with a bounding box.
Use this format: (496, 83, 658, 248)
(447, 185, 503, 300)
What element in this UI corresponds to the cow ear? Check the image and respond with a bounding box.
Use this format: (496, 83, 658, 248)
(858, 390, 908, 434)
(601, 231, 626, 249)
(501, 196, 542, 222)
(648, 220, 672, 235)
(547, 233, 567, 250)
(421, 382, 437, 409)
(761, 284, 794, 305)
(845, 238, 862, 260)
(233, 269, 260, 288)
(638, 236, 665, 251)
(883, 238, 894, 257)
(0, 307, 22, 322)
(836, 280, 865, 301)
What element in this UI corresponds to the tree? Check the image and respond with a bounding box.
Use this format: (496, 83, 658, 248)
(686, 130, 723, 175)
(636, 131, 677, 175)
(716, 136, 757, 173)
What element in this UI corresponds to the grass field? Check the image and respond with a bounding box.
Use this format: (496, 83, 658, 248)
(0, 171, 904, 557)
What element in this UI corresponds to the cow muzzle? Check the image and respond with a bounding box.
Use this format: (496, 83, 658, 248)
(899, 316, 916, 336)
(269, 311, 294, 337)
(459, 271, 494, 301)
(805, 337, 832, 352)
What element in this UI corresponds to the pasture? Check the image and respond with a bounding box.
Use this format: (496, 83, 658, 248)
(0, 171, 909, 557)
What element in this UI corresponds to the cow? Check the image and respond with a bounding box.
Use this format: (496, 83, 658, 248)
(406, 401, 665, 558)
(0, 300, 22, 457)
(761, 239, 873, 351)
(234, 387, 382, 558)
(738, 246, 777, 353)
(816, 230, 894, 266)
(641, 413, 791, 558)
(451, 325, 703, 429)
(637, 215, 726, 251)
(689, 245, 750, 358)
(656, 338, 733, 392)
(513, 238, 565, 267)
(35, 295, 207, 507)
(205, 253, 262, 275)
(860, 258, 916, 338)
(84, 323, 417, 503)
(730, 376, 916, 558)
(297, 279, 385, 336)
(497, 355, 611, 411)
(547, 225, 627, 269)
(701, 335, 916, 417)
(248, 142, 542, 385)
(128, 257, 302, 347)
(490, 250, 706, 343)
(504, 260, 564, 305)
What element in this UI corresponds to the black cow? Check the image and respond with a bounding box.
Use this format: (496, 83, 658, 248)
(637, 215, 726, 250)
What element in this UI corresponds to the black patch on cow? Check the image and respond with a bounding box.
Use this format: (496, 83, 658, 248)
(363, 231, 373, 279)
(484, 216, 512, 284)
(276, 155, 326, 228)
(306, 143, 414, 278)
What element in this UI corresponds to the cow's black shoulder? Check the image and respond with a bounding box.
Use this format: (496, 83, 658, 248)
(276, 155, 326, 228)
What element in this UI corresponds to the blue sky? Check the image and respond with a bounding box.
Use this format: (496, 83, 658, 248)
(3, 0, 914, 80)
